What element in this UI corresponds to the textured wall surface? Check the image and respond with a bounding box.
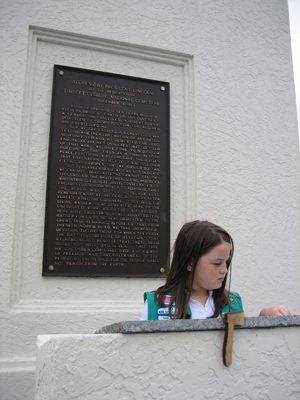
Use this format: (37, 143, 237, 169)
(36, 328, 300, 399)
(1, 0, 300, 399)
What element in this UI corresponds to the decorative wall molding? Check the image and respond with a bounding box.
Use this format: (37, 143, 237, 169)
(10, 26, 196, 312)
(0, 357, 36, 373)
(11, 299, 143, 314)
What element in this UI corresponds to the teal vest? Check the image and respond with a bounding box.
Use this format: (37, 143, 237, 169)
(144, 291, 243, 320)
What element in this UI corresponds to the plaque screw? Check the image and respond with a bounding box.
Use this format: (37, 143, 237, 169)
(160, 268, 165, 273)
(49, 265, 54, 271)
(160, 86, 165, 91)
(59, 70, 64, 76)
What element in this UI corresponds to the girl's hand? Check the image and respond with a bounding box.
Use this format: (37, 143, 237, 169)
(259, 306, 291, 317)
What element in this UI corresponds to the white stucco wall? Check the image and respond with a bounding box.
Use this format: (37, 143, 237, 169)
(1, 1, 300, 399)
(35, 327, 300, 399)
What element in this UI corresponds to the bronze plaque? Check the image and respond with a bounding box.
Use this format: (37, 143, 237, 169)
(43, 65, 170, 277)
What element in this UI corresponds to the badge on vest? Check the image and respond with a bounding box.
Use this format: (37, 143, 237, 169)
(157, 295, 176, 320)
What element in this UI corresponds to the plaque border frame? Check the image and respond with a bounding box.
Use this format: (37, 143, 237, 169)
(10, 26, 196, 311)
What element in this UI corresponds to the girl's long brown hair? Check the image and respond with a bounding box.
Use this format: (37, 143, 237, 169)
(155, 221, 234, 319)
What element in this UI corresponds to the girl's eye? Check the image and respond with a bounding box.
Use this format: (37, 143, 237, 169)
(213, 263, 221, 266)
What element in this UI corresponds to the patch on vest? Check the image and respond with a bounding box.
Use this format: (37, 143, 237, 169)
(157, 295, 176, 320)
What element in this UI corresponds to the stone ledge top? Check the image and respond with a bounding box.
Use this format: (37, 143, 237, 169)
(94, 314, 300, 334)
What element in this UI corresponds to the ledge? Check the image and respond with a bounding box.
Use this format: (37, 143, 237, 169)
(94, 315, 300, 334)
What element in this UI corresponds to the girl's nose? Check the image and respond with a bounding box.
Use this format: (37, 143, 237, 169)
(221, 262, 228, 274)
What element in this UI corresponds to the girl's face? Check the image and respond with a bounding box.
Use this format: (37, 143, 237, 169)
(188, 241, 231, 294)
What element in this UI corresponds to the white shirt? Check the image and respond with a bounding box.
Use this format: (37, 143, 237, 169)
(140, 291, 219, 320)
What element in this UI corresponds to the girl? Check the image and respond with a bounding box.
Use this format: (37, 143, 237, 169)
(140, 220, 290, 320)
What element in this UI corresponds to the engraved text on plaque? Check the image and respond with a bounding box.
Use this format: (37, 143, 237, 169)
(43, 65, 170, 277)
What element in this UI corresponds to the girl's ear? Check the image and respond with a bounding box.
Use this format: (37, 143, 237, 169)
(187, 260, 193, 272)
